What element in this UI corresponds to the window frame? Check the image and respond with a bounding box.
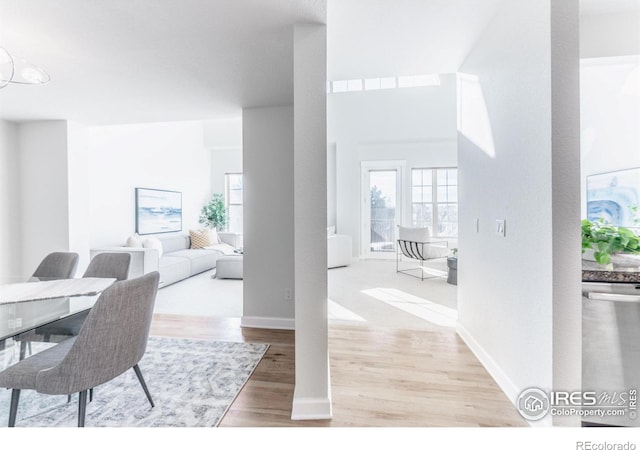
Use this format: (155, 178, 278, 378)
(411, 167, 458, 238)
(224, 172, 243, 233)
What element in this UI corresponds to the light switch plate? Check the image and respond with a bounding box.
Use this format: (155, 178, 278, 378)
(496, 219, 506, 237)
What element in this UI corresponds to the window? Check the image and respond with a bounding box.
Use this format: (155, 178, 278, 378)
(411, 168, 458, 237)
(225, 173, 243, 233)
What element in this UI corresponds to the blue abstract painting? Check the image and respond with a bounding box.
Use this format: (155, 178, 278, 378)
(587, 167, 640, 229)
(135, 188, 182, 235)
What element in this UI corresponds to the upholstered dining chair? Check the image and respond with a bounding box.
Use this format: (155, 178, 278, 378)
(32, 252, 79, 280)
(82, 252, 132, 281)
(0, 271, 160, 427)
(19, 253, 133, 362)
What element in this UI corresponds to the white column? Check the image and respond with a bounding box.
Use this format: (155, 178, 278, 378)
(551, 0, 581, 427)
(292, 23, 331, 420)
(242, 106, 295, 330)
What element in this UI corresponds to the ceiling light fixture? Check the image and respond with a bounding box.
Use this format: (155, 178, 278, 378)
(0, 47, 51, 89)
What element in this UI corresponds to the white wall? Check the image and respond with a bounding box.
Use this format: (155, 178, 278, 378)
(203, 117, 243, 198)
(18, 121, 71, 276)
(0, 120, 21, 278)
(241, 106, 295, 328)
(328, 75, 458, 256)
(580, 12, 640, 59)
(86, 121, 212, 247)
(327, 143, 337, 228)
(67, 121, 91, 273)
(580, 56, 640, 218)
(457, 0, 580, 426)
(209, 149, 242, 198)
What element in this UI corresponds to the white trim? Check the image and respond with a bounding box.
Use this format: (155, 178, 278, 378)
(456, 323, 539, 427)
(240, 316, 295, 330)
(291, 392, 333, 420)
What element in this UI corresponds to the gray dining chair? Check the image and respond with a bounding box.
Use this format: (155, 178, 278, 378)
(19, 252, 133, 363)
(32, 252, 79, 280)
(82, 252, 131, 281)
(0, 271, 160, 427)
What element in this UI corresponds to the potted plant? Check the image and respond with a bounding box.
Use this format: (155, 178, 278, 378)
(199, 193, 227, 230)
(581, 219, 640, 266)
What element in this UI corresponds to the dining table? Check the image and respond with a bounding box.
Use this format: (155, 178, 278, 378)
(0, 277, 116, 354)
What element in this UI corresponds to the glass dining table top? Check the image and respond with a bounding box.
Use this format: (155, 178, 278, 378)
(0, 276, 116, 367)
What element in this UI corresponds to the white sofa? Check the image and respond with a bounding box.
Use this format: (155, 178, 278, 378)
(90, 232, 240, 288)
(327, 227, 352, 269)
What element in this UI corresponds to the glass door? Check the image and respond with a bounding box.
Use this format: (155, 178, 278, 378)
(362, 162, 404, 258)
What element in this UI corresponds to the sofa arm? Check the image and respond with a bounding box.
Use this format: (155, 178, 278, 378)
(328, 234, 353, 269)
(218, 232, 243, 248)
(90, 247, 160, 278)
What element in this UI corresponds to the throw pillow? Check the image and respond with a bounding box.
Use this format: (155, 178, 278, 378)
(125, 233, 143, 248)
(142, 236, 163, 258)
(190, 228, 214, 249)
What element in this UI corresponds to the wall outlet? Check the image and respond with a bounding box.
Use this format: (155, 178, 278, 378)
(496, 219, 506, 237)
(284, 288, 293, 301)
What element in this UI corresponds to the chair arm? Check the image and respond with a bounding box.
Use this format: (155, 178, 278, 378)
(218, 232, 242, 248)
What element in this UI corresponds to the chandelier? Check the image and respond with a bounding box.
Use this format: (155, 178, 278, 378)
(0, 47, 51, 89)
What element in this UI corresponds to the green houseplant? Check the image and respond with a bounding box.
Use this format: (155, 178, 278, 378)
(581, 218, 640, 265)
(199, 193, 227, 230)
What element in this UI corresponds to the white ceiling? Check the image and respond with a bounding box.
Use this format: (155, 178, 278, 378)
(0, 0, 325, 124)
(327, 0, 503, 80)
(0, 0, 636, 125)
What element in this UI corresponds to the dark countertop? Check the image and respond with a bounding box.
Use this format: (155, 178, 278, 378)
(582, 260, 640, 283)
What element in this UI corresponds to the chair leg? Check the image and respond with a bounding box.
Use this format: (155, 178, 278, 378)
(8, 389, 20, 427)
(89, 388, 94, 402)
(133, 364, 154, 407)
(19, 342, 27, 361)
(77, 390, 87, 427)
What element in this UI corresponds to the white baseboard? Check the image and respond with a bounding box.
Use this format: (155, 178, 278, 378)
(240, 316, 295, 330)
(456, 323, 540, 427)
(291, 391, 333, 420)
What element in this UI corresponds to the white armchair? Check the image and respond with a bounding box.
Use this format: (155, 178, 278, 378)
(396, 226, 449, 280)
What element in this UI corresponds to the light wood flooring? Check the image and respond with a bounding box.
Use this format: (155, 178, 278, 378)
(150, 314, 527, 427)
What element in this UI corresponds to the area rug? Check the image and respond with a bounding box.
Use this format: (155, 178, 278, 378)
(0, 336, 269, 427)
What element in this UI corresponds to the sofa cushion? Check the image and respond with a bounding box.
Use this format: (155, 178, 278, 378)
(142, 236, 163, 258)
(158, 255, 191, 287)
(169, 249, 220, 275)
(159, 235, 190, 253)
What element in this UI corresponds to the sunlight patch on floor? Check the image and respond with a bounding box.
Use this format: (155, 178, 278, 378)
(328, 299, 367, 322)
(361, 288, 457, 327)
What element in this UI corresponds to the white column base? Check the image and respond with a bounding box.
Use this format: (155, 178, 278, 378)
(291, 391, 333, 420)
(240, 316, 295, 330)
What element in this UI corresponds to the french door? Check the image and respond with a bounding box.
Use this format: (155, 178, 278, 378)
(361, 161, 404, 258)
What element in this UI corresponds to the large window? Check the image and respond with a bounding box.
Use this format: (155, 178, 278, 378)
(412, 168, 458, 237)
(225, 173, 243, 233)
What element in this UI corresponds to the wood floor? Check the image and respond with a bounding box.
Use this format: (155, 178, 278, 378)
(150, 314, 527, 427)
